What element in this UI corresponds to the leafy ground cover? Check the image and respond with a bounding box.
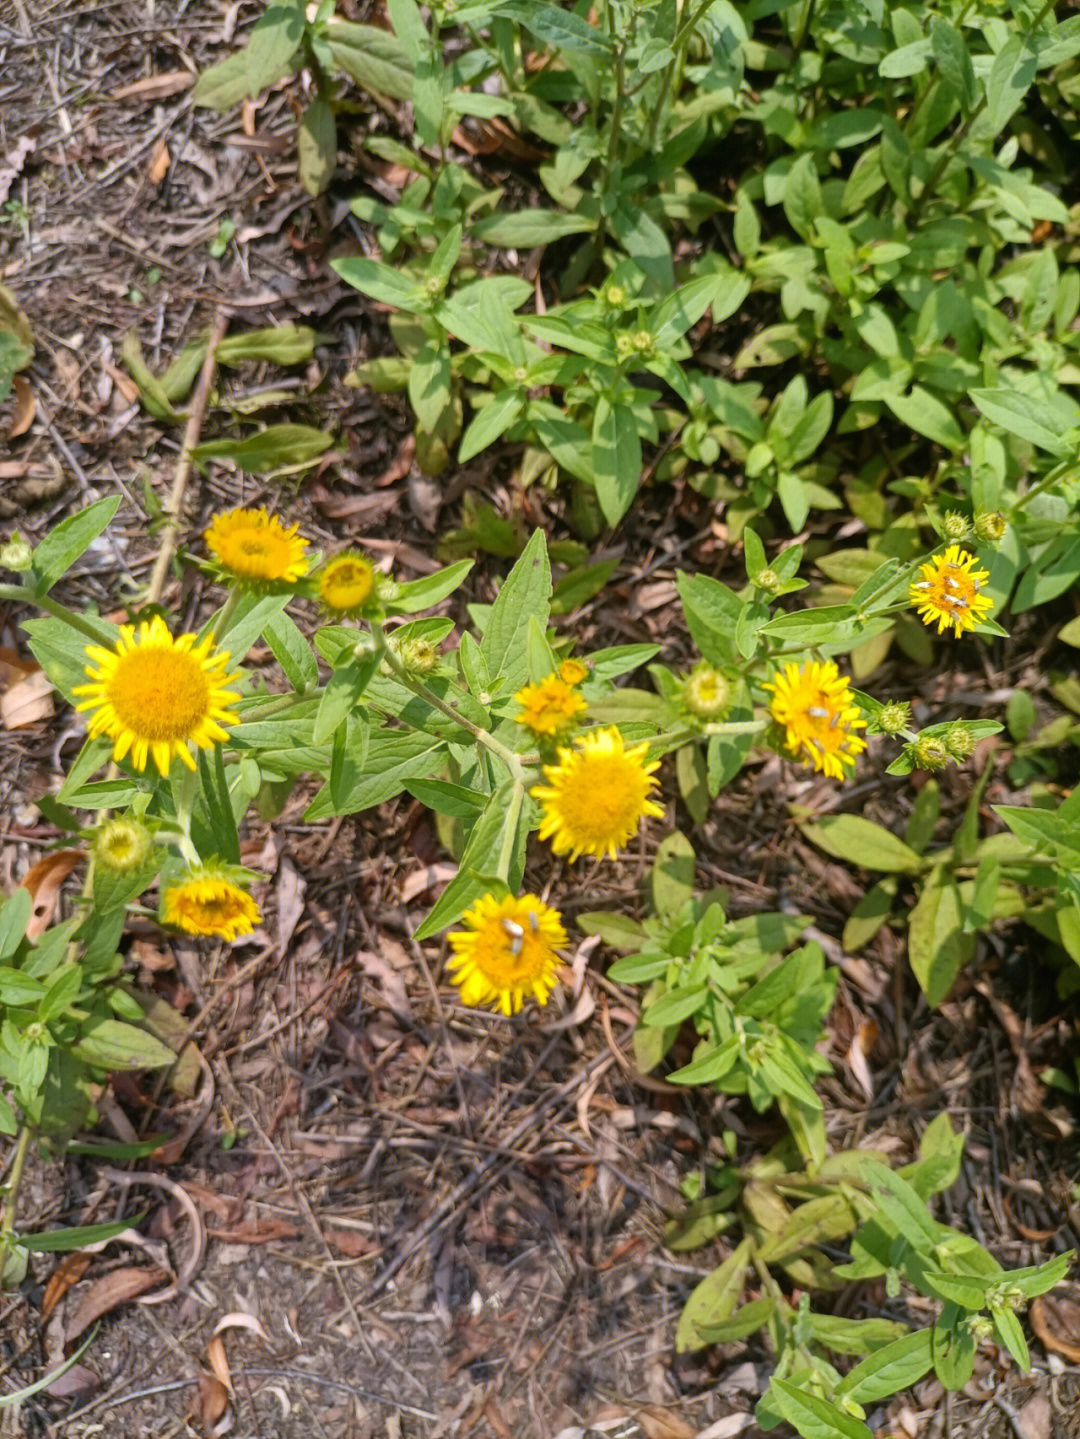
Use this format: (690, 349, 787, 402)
(2, 0, 1080, 1436)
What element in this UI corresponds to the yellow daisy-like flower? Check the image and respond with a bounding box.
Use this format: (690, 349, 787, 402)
(162, 868, 260, 942)
(532, 725, 664, 861)
(318, 553, 377, 616)
(514, 674, 587, 738)
(559, 658, 589, 686)
(763, 660, 867, 781)
(447, 892, 567, 1015)
(73, 616, 241, 776)
(909, 545, 993, 636)
(204, 506, 308, 586)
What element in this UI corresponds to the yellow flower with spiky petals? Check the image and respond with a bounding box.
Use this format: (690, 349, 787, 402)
(162, 867, 260, 942)
(318, 553, 377, 616)
(204, 506, 308, 587)
(909, 545, 993, 636)
(447, 892, 567, 1014)
(559, 658, 589, 686)
(73, 616, 241, 776)
(514, 674, 587, 738)
(763, 660, 867, 781)
(532, 726, 664, 860)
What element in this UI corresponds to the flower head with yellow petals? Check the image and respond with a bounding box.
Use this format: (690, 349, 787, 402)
(447, 892, 567, 1015)
(532, 726, 664, 861)
(204, 506, 308, 588)
(514, 674, 587, 738)
(559, 657, 589, 687)
(162, 867, 261, 942)
(317, 553, 378, 617)
(909, 545, 992, 636)
(73, 616, 241, 776)
(763, 660, 867, 781)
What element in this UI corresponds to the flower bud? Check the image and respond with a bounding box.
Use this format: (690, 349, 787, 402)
(755, 567, 780, 593)
(974, 510, 1007, 544)
(604, 284, 625, 307)
(0, 532, 33, 572)
(876, 700, 912, 735)
(93, 818, 152, 874)
(682, 663, 731, 720)
(632, 329, 653, 354)
(941, 511, 971, 542)
(942, 723, 977, 760)
(911, 734, 950, 771)
(392, 636, 438, 675)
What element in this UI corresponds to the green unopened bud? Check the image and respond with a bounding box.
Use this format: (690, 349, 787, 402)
(605, 284, 625, 307)
(93, 818, 152, 874)
(755, 567, 780, 593)
(513, 366, 529, 385)
(941, 510, 971, 541)
(942, 723, 977, 760)
(632, 329, 653, 354)
(0, 532, 33, 572)
(911, 734, 950, 771)
(389, 635, 438, 676)
(877, 700, 912, 735)
(967, 1314, 993, 1341)
(615, 332, 634, 357)
(682, 663, 731, 720)
(974, 510, 1007, 544)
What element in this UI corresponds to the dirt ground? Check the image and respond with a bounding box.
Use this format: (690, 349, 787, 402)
(2, 2, 1080, 1436)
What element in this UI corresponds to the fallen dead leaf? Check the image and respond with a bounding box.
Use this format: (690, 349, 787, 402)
(847, 1018, 878, 1101)
(43, 1362, 101, 1400)
(207, 1218, 301, 1245)
(65, 1265, 170, 1341)
(20, 849, 84, 939)
(148, 138, 171, 185)
(636, 1407, 698, 1439)
(41, 1251, 92, 1322)
(1031, 1286, 1080, 1363)
(213, 1311, 269, 1343)
(0, 135, 35, 206)
(205, 1334, 232, 1393)
(111, 71, 195, 102)
(1, 668, 53, 729)
(9, 374, 34, 437)
(189, 1372, 230, 1433)
(355, 947, 410, 1016)
(695, 1418, 755, 1439)
(324, 1227, 379, 1257)
(1011, 1392, 1051, 1439)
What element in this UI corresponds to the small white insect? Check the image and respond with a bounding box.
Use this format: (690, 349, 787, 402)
(503, 916, 526, 956)
(944, 576, 961, 591)
(945, 595, 968, 609)
(914, 581, 932, 591)
(807, 705, 830, 718)
(527, 910, 539, 933)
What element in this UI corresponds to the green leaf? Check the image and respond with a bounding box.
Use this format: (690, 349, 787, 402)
(577, 912, 649, 952)
(651, 831, 696, 920)
(193, 748, 240, 865)
(592, 398, 642, 526)
(783, 154, 824, 242)
(697, 1297, 777, 1344)
(313, 654, 379, 745)
(864, 1159, 940, 1250)
(29, 495, 122, 597)
(607, 952, 672, 984)
(0, 890, 32, 962)
(326, 20, 415, 101)
(908, 869, 972, 1007)
(305, 731, 446, 818)
(969, 388, 1070, 455)
(298, 96, 336, 196)
(264, 612, 319, 693)
(479, 529, 551, 695)
(470, 210, 596, 246)
(668, 1034, 742, 1086)
(216, 325, 318, 367)
(931, 17, 975, 111)
(404, 779, 486, 817)
(191, 425, 333, 472)
(550, 558, 618, 616)
(331, 256, 428, 311)
(765, 1379, 873, 1439)
(459, 390, 524, 462)
(407, 338, 453, 434)
(17, 1215, 145, 1253)
(641, 985, 709, 1028)
(651, 272, 750, 349)
(885, 388, 963, 451)
(991, 1307, 1030, 1372)
(837, 1330, 934, 1404)
(800, 816, 924, 874)
(0, 968, 47, 1006)
(70, 1018, 178, 1071)
(675, 1237, 753, 1352)
(677, 572, 742, 667)
(496, 0, 611, 58)
(413, 783, 528, 939)
(193, 0, 304, 108)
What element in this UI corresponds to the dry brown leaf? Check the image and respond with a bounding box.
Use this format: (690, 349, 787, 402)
(0, 646, 36, 687)
(20, 849, 84, 939)
(148, 138, 171, 185)
(847, 1019, 878, 1101)
(42, 1362, 100, 1400)
(102, 359, 141, 404)
(205, 1334, 232, 1393)
(0, 136, 35, 206)
(65, 1265, 170, 1341)
(212, 1311, 269, 1343)
(325, 1227, 379, 1257)
(1012, 1392, 1051, 1439)
(355, 947, 410, 1016)
(189, 1372, 230, 1432)
(207, 1218, 301, 1245)
(1, 668, 53, 729)
(41, 1251, 92, 1322)
(9, 374, 34, 437)
(1031, 1288, 1080, 1363)
(636, 1408, 698, 1439)
(111, 71, 195, 102)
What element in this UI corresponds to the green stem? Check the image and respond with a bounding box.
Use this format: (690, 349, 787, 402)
(647, 0, 714, 148)
(0, 1125, 32, 1269)
(496, 782, 525, 884)
(33, 594, 117, 646)
(372, 622, 528, 783)
(210, 589, 241, 645)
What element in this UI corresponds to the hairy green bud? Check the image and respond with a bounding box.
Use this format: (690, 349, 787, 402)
(93, 818, 152, 875)
(974, 510, 1007, 543)
(682, 663, 731, 720)
(942, 724, 977, 760)
(877, 700, 912, 736)
(0, 532, 33, 572)
(911, 734, 950, 771)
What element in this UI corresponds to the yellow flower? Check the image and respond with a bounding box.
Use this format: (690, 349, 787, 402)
(909, 545, 993, 636)
(162, 868, 260, 942)
(447, 892, 567, 1014)
(318, 553, 377, 616)
(532, 726, 664, 860)
(73, 616, 241, 776)
(514, 674, 587, 738)
(763, 660, 867, 781)
(559, 658, 589, 686)
(204, 506, 308, 586)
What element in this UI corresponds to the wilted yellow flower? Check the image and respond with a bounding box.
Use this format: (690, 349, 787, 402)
(447, 892, 567, 1015)
(764, 660, 867, 781)
(162, 868, 260, 941)
(204, 507, 308, 586)
(318, 553, 377, 616)
(909, 545, 992, 636)
(74, 617, 241, 776)
(514, 674, 587, 738)
(532, 726, 664, 860)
